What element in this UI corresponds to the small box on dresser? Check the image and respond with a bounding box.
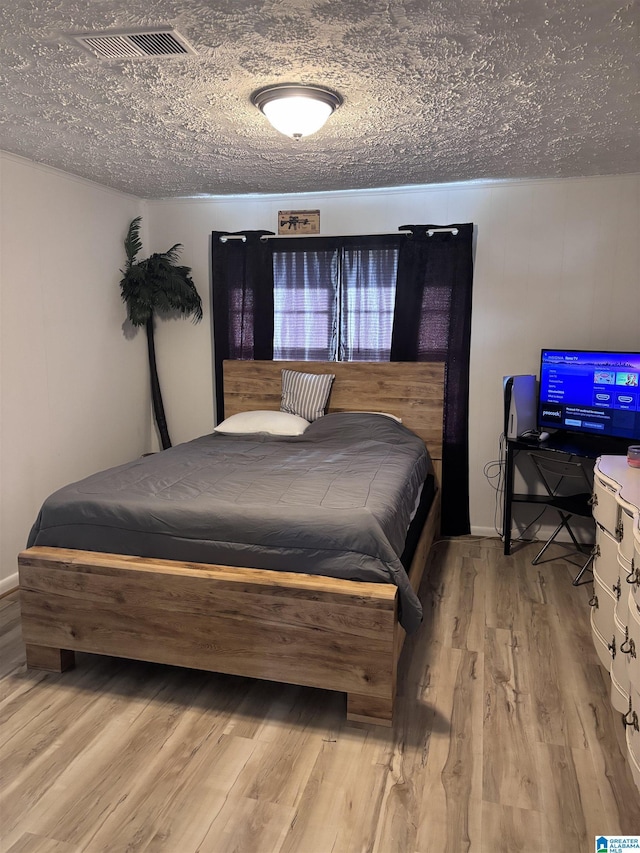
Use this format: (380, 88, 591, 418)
(591, 455, 640, 794)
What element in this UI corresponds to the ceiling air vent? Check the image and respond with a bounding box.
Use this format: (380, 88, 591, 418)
(70, 28, 197, 60)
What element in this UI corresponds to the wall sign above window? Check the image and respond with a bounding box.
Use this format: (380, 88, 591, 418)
(278, 209, 320, 235)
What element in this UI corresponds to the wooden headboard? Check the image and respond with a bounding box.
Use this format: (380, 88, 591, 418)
(222, 360, 445, 466)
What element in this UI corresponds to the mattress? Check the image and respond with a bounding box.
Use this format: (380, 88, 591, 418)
(27, 413, 435, 632)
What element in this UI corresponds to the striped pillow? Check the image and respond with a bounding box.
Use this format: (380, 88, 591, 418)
(280, 370, 335, 422)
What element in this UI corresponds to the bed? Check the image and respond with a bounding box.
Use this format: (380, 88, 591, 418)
(18, 360, 445, 725)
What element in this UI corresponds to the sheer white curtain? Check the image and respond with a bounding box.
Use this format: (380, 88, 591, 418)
(273, 248, 338, 360)
(340, 244, 399, 361)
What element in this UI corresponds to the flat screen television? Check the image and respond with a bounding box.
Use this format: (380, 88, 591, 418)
(538, 349, 640, 442)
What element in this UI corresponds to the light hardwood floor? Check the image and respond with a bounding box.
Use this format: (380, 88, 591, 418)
(1, 538, 639, 853)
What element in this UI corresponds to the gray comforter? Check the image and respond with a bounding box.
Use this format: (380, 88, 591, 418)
(27, 413, 433, 632)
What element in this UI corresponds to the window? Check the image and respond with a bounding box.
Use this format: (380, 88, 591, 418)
(273, 248, 338, 360)
(273, 239, 400, 362)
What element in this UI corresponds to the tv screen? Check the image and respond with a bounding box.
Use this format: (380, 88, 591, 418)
(538, 349, 640, 442)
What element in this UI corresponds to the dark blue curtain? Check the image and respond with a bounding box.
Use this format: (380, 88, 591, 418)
(211, 231, 274, 421)
(391, 224, 474, 536)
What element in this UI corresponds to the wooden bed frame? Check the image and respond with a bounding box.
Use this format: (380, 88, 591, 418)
(18, 360, 445, 726)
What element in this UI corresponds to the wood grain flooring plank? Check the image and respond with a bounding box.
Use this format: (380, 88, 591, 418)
(482, 626, 540, 811)
(414, 647, 483, 853)
(231, 679, 342, 798)
(536, 555, 600, 667)
(541, 602, 593, 750)
(9, 670, 213, 849)
(229, 721, 328, 810)
(278, 729, 384, 853)
(0, 661, 136, 787)
(195, 797, 295, 853)
(367, 628, 445, 852)
(0, 653, 125, 747)
(0, 664, 50, 713)
(104, 736, 257, 853)
(333, 738, 393, 853)
(365, 639, 448, 852)
(221, 681, 306, 741)
(224, 681, 343, 746)
(0, 593, 19, 616)
(0, 598, 25, 681)
(373, 743, 428, 853)
(480, 802, 546, 853)
(73, 678, 252, 853)
(514, 601, 570, 747)
(4, 832, 79, 853)
(0, 663, 167, 845)
(536, 742, 589, 851)
(397, 608, 443, 703)
(141, 735, 261, 853)
(570, 745, 615, 842)
(418, 541, 485, 653)
(485, 542, 546, 633)
(0, 593, 20, 630)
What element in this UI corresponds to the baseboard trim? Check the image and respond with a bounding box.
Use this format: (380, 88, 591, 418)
(470, 523, 594, 545)
(470, 526, 500, 539)
(0, 572, 19, 598)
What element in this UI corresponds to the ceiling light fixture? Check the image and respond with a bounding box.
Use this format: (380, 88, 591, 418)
(251, 84, 342, 139)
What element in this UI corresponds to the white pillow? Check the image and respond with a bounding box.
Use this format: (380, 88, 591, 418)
(214, 410, 310, 436)
(280, 369, 335, 422)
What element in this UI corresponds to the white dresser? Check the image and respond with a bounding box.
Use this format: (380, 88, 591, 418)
(591, 455, 640, 793)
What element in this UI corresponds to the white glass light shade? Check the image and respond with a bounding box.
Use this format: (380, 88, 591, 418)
(252, 84, 342, 139)
(263, 96, 333, 138)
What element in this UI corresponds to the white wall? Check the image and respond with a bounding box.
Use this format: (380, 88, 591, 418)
(148, 174, 640, 537)
(3, 164, 634, 591)
(0, 153, 149, 589)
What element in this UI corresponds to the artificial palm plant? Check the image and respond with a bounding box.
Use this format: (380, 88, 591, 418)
(119, 216, 202, 450)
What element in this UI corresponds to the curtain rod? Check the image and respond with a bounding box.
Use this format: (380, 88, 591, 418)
(218, 227, 459, 243)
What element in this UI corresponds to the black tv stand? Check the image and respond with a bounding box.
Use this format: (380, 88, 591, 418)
(502, 432, 632, 556)
(540, 430, 632, 457)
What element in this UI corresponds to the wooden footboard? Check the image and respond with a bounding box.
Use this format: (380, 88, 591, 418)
(19, 547, 401, 724)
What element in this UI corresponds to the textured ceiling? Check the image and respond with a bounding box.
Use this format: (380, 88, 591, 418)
(1, 0, 638, 198)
